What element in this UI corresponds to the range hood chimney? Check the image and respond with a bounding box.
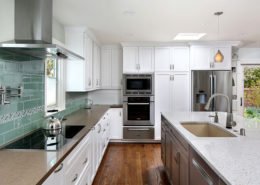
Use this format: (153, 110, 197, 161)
(15, 0, 52, 43)
(0, 0, 84, 60)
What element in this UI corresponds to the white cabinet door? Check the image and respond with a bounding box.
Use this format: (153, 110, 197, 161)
(66, 59, 87, 92)
(138, 47, 154, 72)
(172, 47, 190, 71)
(190, 46, 211, 70)
(123, 47, 139, 73)
(155, 47, 171, 72)
(65, 27, 85, 58)
(211, 46, 232, 70)
(101, 48, 112, 88)
(109, 108, 123, 139)
(101, 47, 123, 89)
(155, 73, 172, 139)
(190, 46, 232, 70)
(111, 48, 123, 89)
(171, 73, 190, 112)
(93, 43, 101, 89)
(43, 163, 65, 185)
(85, 35, 93, 89)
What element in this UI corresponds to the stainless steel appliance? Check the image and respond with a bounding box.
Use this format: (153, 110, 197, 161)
(192, 70, 232, 112)
(123, 96, 154, 126)
(123, 74, 155, 140)
(0, 0, 83, 60)
(123, 74, 154, 95)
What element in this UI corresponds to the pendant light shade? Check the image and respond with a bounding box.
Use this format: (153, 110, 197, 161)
(214, 49, 224, 63)
(214, 12, 224, 63)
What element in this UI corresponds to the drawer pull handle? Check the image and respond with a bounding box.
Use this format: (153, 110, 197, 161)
(83, 157, 88, 164)
(98, 124, 101, 133)
(72, 174, 78, 183)
(192, 159, 213, 185)
(127, 128, 150, 131)
(54, 163, 63, 173)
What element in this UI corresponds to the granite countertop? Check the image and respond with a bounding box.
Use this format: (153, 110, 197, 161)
(162, 111, 260, 185)
(0, 105, 111, 185)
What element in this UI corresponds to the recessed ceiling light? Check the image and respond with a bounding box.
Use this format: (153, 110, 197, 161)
(123, 10, 136, 16)
(174, 33, 206, 40)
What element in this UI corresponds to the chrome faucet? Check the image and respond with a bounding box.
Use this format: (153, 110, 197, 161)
(204, 93, 234, 129)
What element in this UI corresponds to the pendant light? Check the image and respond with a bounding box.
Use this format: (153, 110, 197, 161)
(214, 12, 224, 63)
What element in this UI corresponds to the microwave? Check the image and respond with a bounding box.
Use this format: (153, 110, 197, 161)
(123, 74, 154, 95)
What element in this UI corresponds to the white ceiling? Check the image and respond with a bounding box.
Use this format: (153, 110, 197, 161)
(53, 0, 260, 44)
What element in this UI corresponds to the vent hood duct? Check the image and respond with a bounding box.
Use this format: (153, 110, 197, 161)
(0, 0, 84, 60)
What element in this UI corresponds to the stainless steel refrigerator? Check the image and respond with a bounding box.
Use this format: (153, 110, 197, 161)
(192, 70, 232, 112)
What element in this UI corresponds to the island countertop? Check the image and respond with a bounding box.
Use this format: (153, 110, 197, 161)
(0, 105, 111, 185)
(162, 111, 260, 185)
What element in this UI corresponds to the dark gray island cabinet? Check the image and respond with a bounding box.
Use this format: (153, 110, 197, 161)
(161, 116, 227, 185)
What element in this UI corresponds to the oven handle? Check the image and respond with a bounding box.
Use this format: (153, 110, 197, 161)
(127, 128, 150, 131)
(127, 103, 150, 105)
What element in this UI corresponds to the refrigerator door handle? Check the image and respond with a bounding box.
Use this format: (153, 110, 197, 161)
(209, 75, 213, 96)
(213, 75, 217, 94)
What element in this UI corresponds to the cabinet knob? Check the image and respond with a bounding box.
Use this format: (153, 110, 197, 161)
(72, 173, 78, 183)
(54, 163, 63, 173)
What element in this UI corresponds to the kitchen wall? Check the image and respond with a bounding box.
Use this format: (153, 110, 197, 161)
(0, 52, 45, 147)
(0, 51, 88, 147)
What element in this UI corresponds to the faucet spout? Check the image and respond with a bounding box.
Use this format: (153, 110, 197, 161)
(204, 93, 233, 129)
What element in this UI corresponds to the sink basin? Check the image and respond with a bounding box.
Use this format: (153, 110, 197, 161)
(180, 122, 236, 137)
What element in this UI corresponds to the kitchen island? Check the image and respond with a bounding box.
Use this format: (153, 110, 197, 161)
(161, 111, 260, 185)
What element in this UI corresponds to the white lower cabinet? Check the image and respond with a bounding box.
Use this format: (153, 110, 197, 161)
(109, 108, 123, 140)
(43, 110, 113, 185)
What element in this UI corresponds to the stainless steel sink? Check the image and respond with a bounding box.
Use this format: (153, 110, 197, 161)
(180, 122, 236, 137)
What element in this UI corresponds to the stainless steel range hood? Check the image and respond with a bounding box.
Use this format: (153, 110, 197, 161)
(0, 0, 84, 60)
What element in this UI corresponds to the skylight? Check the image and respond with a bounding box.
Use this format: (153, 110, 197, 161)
(174, 33, 206, 40)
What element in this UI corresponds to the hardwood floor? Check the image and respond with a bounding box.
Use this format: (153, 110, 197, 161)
(93, 143, 170, 185)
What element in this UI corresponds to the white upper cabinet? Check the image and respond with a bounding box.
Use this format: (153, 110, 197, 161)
(190, 45, 232, 70)
(65, 27, 94, 92)
(155, 47, 171, 72)
(123, 47, 139, 73)
(111, 48, 123, 88)
(155, 47, 190, 72)
(85, 35, 93, 89)
(123, 47, 154, 73)
(65, 27, 86, 58)
(171, 47, 190, 71)
(101, 46, 123, 89)
(93, 43, 101, 89)
(138, 47, 154, 72)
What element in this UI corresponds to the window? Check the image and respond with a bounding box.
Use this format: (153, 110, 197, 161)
(237, 63, 260, 122)
(243, 66, 260, 121)
(46, 58, 57, 107)
(45, 57, 66, 115)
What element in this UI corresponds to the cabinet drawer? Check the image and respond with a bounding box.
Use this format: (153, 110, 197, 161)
(77, 164, 91, 185)
(123, 127, 154, 139)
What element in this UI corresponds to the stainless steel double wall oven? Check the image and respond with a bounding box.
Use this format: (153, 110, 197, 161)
(123, 74, 154, 140)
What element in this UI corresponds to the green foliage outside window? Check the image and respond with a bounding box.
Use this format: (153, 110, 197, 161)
(244, 67, 260, 121)
(46, 58, 56, 78)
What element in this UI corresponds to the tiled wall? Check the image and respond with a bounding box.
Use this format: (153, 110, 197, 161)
(0, 54, 45, 147)
(0, 52, 88, 147)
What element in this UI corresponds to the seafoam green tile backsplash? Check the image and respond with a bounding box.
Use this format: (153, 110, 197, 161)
(0, 55, 45, 147)
(0, 54, 87, 147)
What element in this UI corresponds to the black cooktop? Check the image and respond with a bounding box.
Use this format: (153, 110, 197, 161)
(3, 125, 85, 151)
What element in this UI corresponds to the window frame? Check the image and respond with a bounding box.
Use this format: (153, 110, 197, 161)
(44, 57, 66, 116)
